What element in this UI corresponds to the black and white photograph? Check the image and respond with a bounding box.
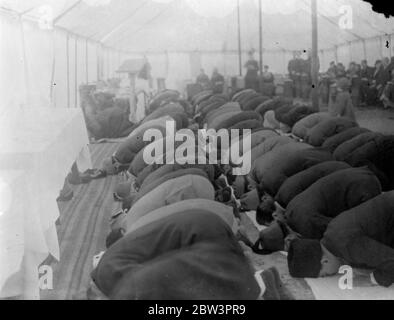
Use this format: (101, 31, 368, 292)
(0, 0, 394, 304)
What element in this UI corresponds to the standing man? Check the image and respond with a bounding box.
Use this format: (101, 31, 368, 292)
(211, 68, 225, 94)
(288, 51, 302, 99)
(360, 60, 374, 106)
(244, 50, 259, 91)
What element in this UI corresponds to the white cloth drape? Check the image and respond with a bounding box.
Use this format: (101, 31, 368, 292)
(0, 108, 92, 299)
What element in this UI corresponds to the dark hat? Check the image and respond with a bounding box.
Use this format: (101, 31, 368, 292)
(287, 239, 322, 278)
(105, 228, 124, 248)
(373, 261, 394, 287)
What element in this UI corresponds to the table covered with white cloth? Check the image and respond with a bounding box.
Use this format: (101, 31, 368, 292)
(0, 108, 92, 299)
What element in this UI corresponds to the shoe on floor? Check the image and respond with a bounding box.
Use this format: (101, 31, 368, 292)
(261, 267, 294, 300)
(57, 189, 74, 202)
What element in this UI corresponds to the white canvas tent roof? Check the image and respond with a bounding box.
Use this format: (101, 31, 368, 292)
(1, 0, 393, 111)
(1, 0, 393, 53)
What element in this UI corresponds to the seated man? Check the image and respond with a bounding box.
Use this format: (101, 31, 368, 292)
(328, 77, 356, 121)
(287, 191, 394, 288)
(381, 69, 394, 109)
(91, 201, 293, 300)
(211, 68, 225, 94)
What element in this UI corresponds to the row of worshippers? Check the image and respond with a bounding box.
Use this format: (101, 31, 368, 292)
(88, 88, 303, 300)
(226, 90, 394, 287)
(87, 88, 393, 300)
(324, 57, 394, 108)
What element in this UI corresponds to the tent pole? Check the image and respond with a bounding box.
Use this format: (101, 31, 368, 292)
(75, 37, 78, 108)
(86, 39, 89, 84)
(311, 0, 319, 111)
(237, 0, 242, 77)
(259, 0, 263, 74)
(66, 34, 70, 108)
(379, 36, 383, 58)
(362, 39, 367, 60)
(258, 0, 263, 91)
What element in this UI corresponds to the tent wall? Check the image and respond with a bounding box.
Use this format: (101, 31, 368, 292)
(1, 4, 394, 113)
(320, 34, 394, 71)
(0, 10, 126, 113)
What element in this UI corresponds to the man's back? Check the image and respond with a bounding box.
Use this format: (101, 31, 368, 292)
(285, 167, 382, 239)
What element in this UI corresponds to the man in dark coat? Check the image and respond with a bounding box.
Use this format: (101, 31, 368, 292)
(211, 68, 225, 94)
(287, 191, 394, 288)
(305, 117, 358, 147)
(275, 161, 351, 208)
(91, 208, 261, 300)
(244, 50, 259, 91)
(196, 69, 211, 90)
(360, 59, 375, 106)
(321, 127, 370, 153)
(288, 51, 303, 98)
(251, 167, 382, 253)
(283, 167, 382, 239)
(249, 145, 333, 196)
(335, 134, 394, 191)
(238, 146, 333, 213)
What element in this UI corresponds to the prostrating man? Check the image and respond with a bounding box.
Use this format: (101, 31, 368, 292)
(91, 200, 293, 300)
(248, 167, 382, 254)
(249, 144, 332, 196)
(333, 133, 394, 191)
(274, 161, 351, 208)
(305, 116, 358, 147)
(321, 127, 370, 153)
(236, 145, 332, 210)
(125, 171, 215, 229)
(291, 112, 333, 139)
(281, 167, 382, 239)
(287, 191, 394, 288)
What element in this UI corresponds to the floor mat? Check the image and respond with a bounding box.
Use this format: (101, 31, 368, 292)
(243, 211, 315, 300)
(40, 143, 122, 300)
(305, 275, 394, 300)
